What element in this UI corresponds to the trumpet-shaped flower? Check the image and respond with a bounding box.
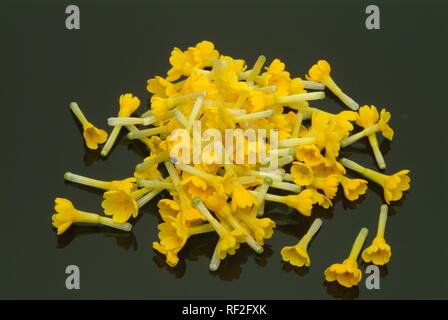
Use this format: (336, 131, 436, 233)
(290, 162, 340, 199)
(324, 228, 368, 288)
(69, 102, 108, 150)
(306, 60, 359, 110)
(281, 218, 322, 267)
(52, 198, 131, 235)
(340, 176, 368, 201)
(102, 189, 139, 223)
(340, 158, 410, 204)
(83, 122, 108, 150)
(152, 214, 189, 267)
(265, 189, 316, 216)
(362, 205, 392, 265)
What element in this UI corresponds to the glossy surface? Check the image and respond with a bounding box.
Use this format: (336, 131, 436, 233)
(2, 0, 447, 299)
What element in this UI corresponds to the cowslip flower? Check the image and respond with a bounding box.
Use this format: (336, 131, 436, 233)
(340, 158, 410, 204)
(290, 162, 340, 199)
(340, 176, 368, 201)
(153, 214, 215, 268)
(203, 192, 264, 253)
(64, 172, 136, 193)
(306, 60, 359, 110)
(101, 93, 140, 157)
(281, 218, 322, 267)
(324, 227, 369, 288)
(192, 197, 246, 267)
(164, 161, 204, 223)
(69, 102, 108, 150)
(264, 189, 316, 216)
(101, 189, 140, 224)
(362, 204, 392, 265)
(52, 198, 132, 235)
(341, 105, 394, 169)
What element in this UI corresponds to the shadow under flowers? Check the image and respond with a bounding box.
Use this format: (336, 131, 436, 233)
(323, 281, 360, 300)
(56, 225, 137, 251)
(152, 232, 274, 281)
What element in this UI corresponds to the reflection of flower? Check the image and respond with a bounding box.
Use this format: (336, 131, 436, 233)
(340, 158, 410, 204)
(281, 218, 322, 267)
(102, 190, 138, 223)
(324, 228, 368, 288)
(52, 198, 132, 235)
(362, 205, 392, 265)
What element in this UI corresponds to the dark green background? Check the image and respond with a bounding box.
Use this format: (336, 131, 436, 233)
(2, 0, 447, 299)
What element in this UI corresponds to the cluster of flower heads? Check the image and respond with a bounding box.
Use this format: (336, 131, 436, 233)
(52, 41, 411, 288)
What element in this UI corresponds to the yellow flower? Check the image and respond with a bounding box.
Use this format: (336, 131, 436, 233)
(281, 218, 322, 267)
(191, 40, 219, 67)
(216, 228, 246, 260)
(306, 59, 331, 83)
(82, 122, 108, 150)
(102, 190, 138, 223)
(340, 158, 410, 204)
(234, 209, 276, 245)
(340, 176, 368, 201)
(306, 60, 359, 110)
(295, 144, 325, 166)
(290, 162, 314, 186)
(290, 162, 339, 199)
(231, 184, 257, 211)
(118, 93, 140, 117)
(324, 228, 368, 288)
(167, 47, 195, 81)
(158, 198, 181, 220)
(265, 189, 316, 216)
(64, 172, 136, 193)
(152, 214, 189, 267)
(52, 198, 131, 235)
(69, 102, 108, 150)
(362, 205, 392, 265)
(146, 76, 177, 98)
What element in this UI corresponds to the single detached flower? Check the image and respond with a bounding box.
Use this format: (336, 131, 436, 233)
(362, 204, 392, 265)
(281, 218, 322, 267)
(306, 60, 359, 110)
(324, 227, 369, 288)
(101, 93, 140, 157)
(341, 105, 394, 169)
(69, 102, 108, 150)
(264, 189, 316, 216)
(340, 158, 410, 204)
(52, 198, 132, 235)
(340, 176, 368, 201)
(64, 172, 136, 193)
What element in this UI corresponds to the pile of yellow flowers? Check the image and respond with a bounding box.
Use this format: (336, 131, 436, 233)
(52, 40, 411, 288)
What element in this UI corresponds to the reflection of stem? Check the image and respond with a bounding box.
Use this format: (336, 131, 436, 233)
(348, 228, 369, 261)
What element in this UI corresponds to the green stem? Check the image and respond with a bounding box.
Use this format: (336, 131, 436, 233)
(348, 227, 369, 260)
(101, 125, 122, 157)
